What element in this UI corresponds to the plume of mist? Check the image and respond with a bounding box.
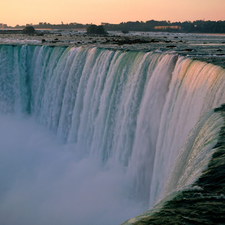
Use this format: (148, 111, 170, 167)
(0, 114, 145, 225)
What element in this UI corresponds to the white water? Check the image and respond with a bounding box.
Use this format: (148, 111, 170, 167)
(149, 57, 225, 206)
(0, 44, 225, 224)
(162, 110, 223, 199)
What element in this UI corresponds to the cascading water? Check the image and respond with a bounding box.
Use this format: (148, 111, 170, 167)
(149, 57, 225, 207)
(0, 44, 225, 224)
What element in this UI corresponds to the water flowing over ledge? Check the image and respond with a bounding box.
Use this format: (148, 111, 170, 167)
(0, 44, 225, 224)
(123, 107, 225, 224)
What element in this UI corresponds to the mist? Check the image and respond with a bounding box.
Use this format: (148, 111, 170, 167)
(0, 114, 145, 225)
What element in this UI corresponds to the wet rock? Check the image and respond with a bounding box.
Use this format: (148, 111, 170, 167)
(164, 40, 172, 43)
(36, 33, 44, 36)
(214, 103, 225, 112)
(166, 45, 177, 48)
(185, 48, 194, 52)
(149, 39, 160, 43)
(112, 37, 153, 45)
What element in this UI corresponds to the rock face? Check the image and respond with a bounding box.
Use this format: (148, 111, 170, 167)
(122, 106, 225, 225)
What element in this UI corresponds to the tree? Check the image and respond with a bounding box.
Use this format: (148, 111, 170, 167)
(87, 25, 107, 34)
(22, 26, 35, 34)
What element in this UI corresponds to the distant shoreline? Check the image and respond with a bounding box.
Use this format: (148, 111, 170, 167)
(1, 29, 225, 36)
(1, 19, 225, 34)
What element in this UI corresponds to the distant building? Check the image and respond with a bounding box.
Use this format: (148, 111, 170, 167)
(154, 25, 181, 30)
(0, 23, 8, 29)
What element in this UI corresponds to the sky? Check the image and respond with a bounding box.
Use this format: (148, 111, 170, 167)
(1, 0, 225, 26)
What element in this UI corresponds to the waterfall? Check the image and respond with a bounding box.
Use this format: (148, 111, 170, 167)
(149, 57, 225, 207)
(0, 44, 225, 224)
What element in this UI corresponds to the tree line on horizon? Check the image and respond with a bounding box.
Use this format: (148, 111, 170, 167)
(105, 20, 225, 33)
(7, 20, 225, 33)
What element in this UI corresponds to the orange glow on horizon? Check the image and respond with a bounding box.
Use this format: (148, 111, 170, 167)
(1, 0, 225, 27)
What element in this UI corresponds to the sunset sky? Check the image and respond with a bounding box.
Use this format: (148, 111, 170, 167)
(1, 0, 225, 26)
